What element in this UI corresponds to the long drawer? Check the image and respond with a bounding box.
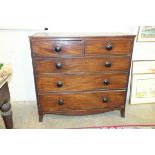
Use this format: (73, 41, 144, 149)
(33, 56, 131, 74)
(36, 73, 128, 93)
(38, 90, 126, 111)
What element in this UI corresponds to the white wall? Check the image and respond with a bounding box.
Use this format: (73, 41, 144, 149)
(0, 26, 155, 101)
(0, 30, 39, 101)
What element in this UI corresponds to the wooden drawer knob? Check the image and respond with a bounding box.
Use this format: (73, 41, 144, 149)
(102, 97, 109, 103)
(105, 61, 112, 67)
(105, 42, 112, 50)
(103, 79, 109, 85)
(55, 46, 61, 52)
(58, 99, 64, 105)
(57, 81, 63, 87)
(56, 63, 62, 69)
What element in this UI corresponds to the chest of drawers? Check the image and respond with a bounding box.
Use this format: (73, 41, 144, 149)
(29, 33, 135, 122)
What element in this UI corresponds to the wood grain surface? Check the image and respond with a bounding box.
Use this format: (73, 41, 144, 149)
(33, 56, 131, 74)
(38, 90, 126, 111)
(29, 34, 135, 119)
(31, 40, 83, 57)
(36, 73, 128, 92)
(85, 39, 132, 55)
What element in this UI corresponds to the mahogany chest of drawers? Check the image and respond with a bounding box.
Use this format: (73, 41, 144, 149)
(29, 33, 135, 122)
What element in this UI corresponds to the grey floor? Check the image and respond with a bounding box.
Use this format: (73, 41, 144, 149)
(0, 101, 155, 129)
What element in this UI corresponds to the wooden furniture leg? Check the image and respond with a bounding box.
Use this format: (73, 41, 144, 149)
(0, 83, 13, 129)
(1, 102, 13, 129)
(120, 108, 125, 118)
(39, 113, 43, 122)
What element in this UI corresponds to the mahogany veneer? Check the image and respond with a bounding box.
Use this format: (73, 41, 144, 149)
(29, 33, 135, 122)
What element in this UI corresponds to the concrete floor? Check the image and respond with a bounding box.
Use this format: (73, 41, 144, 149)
(0, 101, 155, 129)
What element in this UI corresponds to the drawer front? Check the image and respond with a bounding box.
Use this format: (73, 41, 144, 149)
(31, 40, 83, 57)
(36, 73, 128, 93)
(38, 91, 126, 111)
(85, 39, 132, 55)
(33, 56, 130, 74)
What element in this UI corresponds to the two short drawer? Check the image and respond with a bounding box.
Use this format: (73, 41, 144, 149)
(31, 39, 132, 57)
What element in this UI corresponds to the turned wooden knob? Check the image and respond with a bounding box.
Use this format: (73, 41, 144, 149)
(105, 61, 112, 67)
(102, 97, 109, 103)
(58, 99, 64, 105)
(103, 79, 109, 85)
(105, 42, 113, 51)
(55, 46, 61, 52)
(57, 81, 63, 87)
(56, 63, 62, 69)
